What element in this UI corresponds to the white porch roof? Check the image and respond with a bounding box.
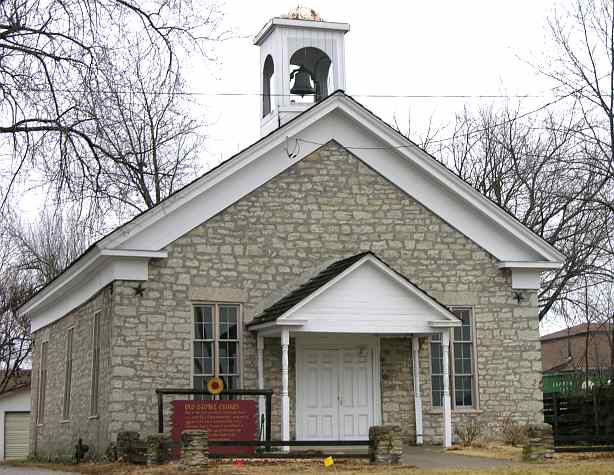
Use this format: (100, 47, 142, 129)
(247, 252, 461, 335)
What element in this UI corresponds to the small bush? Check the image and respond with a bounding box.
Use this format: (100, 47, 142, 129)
(500, 416, 528, 446)
(454, 420, 484, 447)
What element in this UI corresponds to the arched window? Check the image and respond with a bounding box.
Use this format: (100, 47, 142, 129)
(262, 55, 274, 117)
(289, 47, 331, 103)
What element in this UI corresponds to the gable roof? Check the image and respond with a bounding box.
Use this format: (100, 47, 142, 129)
(20, 91, 564, 331)
(247, 252, 461, 332)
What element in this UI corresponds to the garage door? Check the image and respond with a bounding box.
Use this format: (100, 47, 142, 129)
(5, 412, 30, 460)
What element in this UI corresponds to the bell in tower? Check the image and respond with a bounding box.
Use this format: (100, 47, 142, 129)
(254, 7, 350, 136)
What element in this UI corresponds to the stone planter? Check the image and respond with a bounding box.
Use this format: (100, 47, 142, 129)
(522, 423, 554, 462)
(369, 425, 402, 464)
(180, 430, 209, 471)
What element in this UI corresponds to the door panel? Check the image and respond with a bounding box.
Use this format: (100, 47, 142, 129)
(339, 349, 372, 440)
(300, 349, 339, 440)
(298, 342, 375, 441)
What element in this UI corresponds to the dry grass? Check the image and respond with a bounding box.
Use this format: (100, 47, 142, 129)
(449, 444, 524, 461)
(7, 460, 614, 475)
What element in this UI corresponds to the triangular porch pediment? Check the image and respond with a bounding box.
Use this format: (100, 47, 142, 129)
(247, 253, 460, 334)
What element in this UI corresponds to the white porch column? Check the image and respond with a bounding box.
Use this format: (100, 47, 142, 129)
(257, 334, 265, 426)
(411, 336, 423, 445)
(281, 328, 290, 451)
(442, 329, 452, 448)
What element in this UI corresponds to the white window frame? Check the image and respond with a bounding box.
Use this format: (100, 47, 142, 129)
(192, 303, 243, 392)
(428, 307, 479, 411)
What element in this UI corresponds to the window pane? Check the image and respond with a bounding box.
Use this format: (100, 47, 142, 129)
(219, 357, 229, 374)
(223, 375, 240, 391)
(194, 376, 205, 391)
(462, 323, 471, 341)
(194, 357, 213, 375)
(195, 323, 214, 340)
(219, 306, 238, 340)
(193, 304, 241, 392)
(432, 389, 443, 407)
(455, 375, 473, 406)
(219, 341, 238, 359)
(430, 337, 444, 407)
(451, 308, 475, 409)
(193, 341, 213, 358)
(195, 306, 213, 324)
(219, 305, 238, 323)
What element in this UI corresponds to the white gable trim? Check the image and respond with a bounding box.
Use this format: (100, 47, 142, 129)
(20, 92, 564, 329)
(331, 98, 565, 264)
(21, 248, 167, 332)
(94, 93, 564, 264)
(251, 255, 461, 335)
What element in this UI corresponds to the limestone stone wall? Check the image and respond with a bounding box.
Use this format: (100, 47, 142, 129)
(107, 141, 544, 445)
(381, 338, 415, 443)
(30, 285, 113, 459)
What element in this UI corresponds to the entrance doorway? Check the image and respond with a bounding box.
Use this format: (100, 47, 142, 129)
(296, 335, 380, 440)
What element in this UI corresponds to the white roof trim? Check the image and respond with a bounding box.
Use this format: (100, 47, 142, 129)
(20, 91, 564, 329)
(96, 98, 341, 251)
(272, 254, 461, 327)
(254, 18, 350, 45)
(18, 246, 168, 326)
(331, 98, 565, 264)
(95, 93, 563, 263)
(497, 261, 562, 269)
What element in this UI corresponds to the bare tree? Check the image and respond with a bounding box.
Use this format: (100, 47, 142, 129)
(545, 0, 614, 191)
(0, 217, 34, 393)
(64, 44, 205, 222)
(6, 211, 91, 284)
(413, 105, 610, 321)
(0, 206, 92, 390)
(0, 0, 224, 222)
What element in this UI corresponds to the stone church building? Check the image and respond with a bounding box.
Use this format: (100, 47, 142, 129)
(20, 10, 563, 458)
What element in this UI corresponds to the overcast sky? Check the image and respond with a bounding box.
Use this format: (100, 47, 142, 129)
(190, 0, 567, 167)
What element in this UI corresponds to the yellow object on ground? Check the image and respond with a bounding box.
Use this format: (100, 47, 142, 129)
(323, 456, 334, 467)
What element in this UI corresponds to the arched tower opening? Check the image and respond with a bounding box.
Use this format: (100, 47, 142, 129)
(289, 47, 332, 103)
(262, 55, 275, 117)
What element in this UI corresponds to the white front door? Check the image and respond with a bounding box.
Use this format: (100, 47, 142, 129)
(339, 349, 372, 440)
(301, 349, 339, 439)
(297, 336, 378, 441)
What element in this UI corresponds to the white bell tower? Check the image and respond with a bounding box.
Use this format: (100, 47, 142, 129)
(254, 7, 350, 136)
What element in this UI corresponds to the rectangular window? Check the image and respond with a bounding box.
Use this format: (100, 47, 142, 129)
(36, 341, 48, 424)
(193, 304, 241, 392)
(63, 328, 74, 420)
(90, 311, 101, 416)
(430, 308, 476, 409)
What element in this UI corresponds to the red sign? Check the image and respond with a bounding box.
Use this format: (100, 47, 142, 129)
(171, 400, 258, 455)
